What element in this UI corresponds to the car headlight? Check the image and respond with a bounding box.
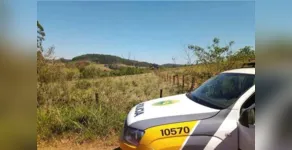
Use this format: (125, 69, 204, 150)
(123, 126, 145, 146)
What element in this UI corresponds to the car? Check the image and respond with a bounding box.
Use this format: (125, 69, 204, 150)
(119, 65, 255, 150)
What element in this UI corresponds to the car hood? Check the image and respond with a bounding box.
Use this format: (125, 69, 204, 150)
(127, 94, 220, 130)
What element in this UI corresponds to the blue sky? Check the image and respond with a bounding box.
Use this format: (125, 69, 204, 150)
(37, 1, 255, 64)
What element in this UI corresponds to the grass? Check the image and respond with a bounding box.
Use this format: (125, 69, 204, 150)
(37, 73, 181, 144)
(37, 59, 249, 145)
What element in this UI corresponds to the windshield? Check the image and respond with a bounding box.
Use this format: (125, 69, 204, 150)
(187, 73, 255, 109)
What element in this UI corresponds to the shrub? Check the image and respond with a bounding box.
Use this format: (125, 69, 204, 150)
(75, 61, 90, 70)
(109, 67, 146, 76)
(63, 68, 80, 81)
(38, 62, 67, 83)
(80, 65, 103, 78)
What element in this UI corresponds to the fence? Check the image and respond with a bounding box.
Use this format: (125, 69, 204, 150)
(93, 72, 199, 105)
(158, 72, 198, 93)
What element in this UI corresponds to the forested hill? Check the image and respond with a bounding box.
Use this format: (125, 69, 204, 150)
(71, 54, 154, 67)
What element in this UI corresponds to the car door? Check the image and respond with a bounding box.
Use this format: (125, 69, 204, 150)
(238, 94, 255, 150)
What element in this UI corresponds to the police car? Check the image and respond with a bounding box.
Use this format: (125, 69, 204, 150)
(120, 64, 255, 150)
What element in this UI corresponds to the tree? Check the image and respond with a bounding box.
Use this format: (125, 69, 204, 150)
(183, 45, 194, 65)
(37, 21, 46, 52)
(237, 46, 255, 57)
(229, 46, 255, 62)
(188, 37, 234, 64)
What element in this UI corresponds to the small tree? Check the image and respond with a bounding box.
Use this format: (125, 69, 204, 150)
(225, 46, 255, 68)
(188, 37, 234, 65)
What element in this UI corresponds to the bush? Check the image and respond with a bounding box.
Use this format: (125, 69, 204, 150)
(80, 65, 105, 78)
(110, 67, 146, 76)
(75, 61, 90, 70)
(38, 62, 67, 83)
(108, 64, 120, 70)
(63, 68, 80, 81)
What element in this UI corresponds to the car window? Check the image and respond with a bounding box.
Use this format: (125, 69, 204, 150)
(187, 73, 255, 109)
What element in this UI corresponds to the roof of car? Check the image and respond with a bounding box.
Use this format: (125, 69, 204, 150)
(222, 68, 255, 75)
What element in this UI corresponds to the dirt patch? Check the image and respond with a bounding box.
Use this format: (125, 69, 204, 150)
(38, 137, 120, 150)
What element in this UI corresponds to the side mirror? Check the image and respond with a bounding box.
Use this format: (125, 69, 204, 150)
(239, 108, 255, 128)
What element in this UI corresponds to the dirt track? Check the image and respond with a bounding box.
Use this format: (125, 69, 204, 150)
(38, 139, 120, 150)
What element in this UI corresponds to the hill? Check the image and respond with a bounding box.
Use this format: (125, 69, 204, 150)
(160, 63, 185, 68)
(71, 54, 155, 67)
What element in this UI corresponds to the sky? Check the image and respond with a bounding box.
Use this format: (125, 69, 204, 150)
(36, 1, 255, 64)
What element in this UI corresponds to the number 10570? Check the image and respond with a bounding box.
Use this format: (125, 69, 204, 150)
(160, 127, 190, 136)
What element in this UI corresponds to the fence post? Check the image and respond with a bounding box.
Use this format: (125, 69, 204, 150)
(160, 89, 163, 98)
(177, 75, 179, 86)
(95, 93, 99, 105)
(173, 75, 175, 85)
(166, 74, 168, 81)
(190, 77, 195, 91)
(182, 75, 185, 89)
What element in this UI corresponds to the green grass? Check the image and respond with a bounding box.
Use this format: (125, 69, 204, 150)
(37, 73, 180, 143)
